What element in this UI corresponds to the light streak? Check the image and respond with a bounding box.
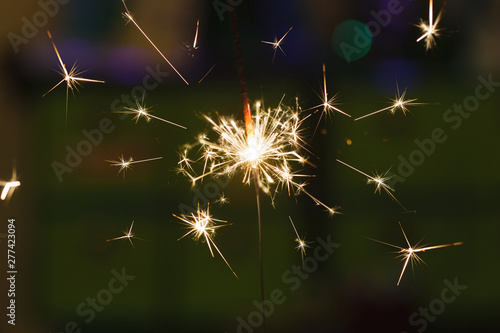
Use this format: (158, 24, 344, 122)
(289, 216, 311, 266)
(122, 0, 189, 85)
(1, 182, 20, 201)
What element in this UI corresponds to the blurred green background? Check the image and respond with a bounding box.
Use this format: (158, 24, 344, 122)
(1, 0, 499, 332)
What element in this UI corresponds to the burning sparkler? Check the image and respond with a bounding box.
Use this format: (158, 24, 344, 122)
(369, 222, 463, 285)
(173, 204, 237, 277)
(261, 26, 293, 63)
(336, 159, 406, 211)
(107, 155, 163, 179)
(309, 64, 350, 134)
(179, 101, 338, 215)
(107, 220, 142, 248)
(115, 95, 187, 129)
(122, 0, 189, 85)
(355, 84, 423, 121)
(289, 216, 311, 266)
(43, 30, 104, 124)
(416, 0, 443, 51)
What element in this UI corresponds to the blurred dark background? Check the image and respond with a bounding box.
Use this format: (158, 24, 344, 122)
(1, 0, 499, 332)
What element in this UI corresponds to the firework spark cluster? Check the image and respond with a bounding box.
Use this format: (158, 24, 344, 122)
(177, 101, 338, 215)
(23, 0, 463, 299)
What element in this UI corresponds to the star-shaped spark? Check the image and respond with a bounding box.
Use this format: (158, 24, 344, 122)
(369, 222, 463, 285)
(179, 100, 339, 215)
(43, 30, 105, 124)
(173, 204, 236, 277)
(122, 0, 189, 85)
(289, 216, 311, 266)
(107, 221, 143, 248)
(115, 95, 186, 129)
(215, 193, 230, 206)
(107, 155, 163, 179)
(416, 0, 443, 51)
(355, 84, 423, 121)
(336, 159, 406, 211)
(261, 26, 293, 63)
(309, 64, 351, 134)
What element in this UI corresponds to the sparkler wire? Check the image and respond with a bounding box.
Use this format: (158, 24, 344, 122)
(228, 4, 264, 331)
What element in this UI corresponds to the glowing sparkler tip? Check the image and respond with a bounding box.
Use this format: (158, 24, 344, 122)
(180, 101, 336, 214)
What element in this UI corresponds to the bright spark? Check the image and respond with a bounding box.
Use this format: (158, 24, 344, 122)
(198, 63, 216, 84)
(107, 221, 143, 248)
(369, 222, 463, 285)
(289, 216, 311, 266)
(309, 64, 351, 134)
(115, 96, 186, 129)
(107, 155, 163, 179)
(1, 163, 21, 202)
(173, 204, 237, 277)
(355, 84, 423, 121)
(1, 181, 20, 201)
(336, 159, 406, 211)
(215, 193, 230, 205)
(262, 26, 293, 63)
(122, 0, 189, 85)
(179, 100, 339, 215)
(43, 30, 104, 124)
(184, 19, 200, 57)
(416, 0, 443, 51)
